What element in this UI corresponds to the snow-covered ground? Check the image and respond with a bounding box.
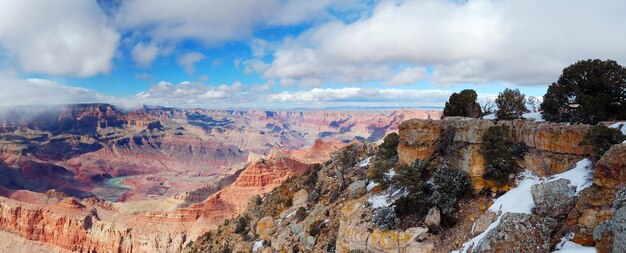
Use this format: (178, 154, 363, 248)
(368, 194, 391, 208)
(552, 233, 597, 253)
(459, 159, 594, 252)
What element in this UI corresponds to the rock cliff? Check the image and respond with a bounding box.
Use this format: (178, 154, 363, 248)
(398, 118, 591, 187)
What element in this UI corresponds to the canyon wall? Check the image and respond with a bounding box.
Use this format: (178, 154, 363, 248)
(398, 117, 592, 187)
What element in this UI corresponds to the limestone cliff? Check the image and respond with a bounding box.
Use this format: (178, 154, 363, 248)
(398, 118, 591, 187)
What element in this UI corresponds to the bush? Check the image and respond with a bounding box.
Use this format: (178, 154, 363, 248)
(541, 59, 626, 124)
(308, 220, 325, 237)
(252, 195, 262, 206)
(481, 125, 516, 186)
(338, 144, 360, 167)
(372, 206, 400, 231)
(429, 168, 473, 217)
(367, 158, 394, 184)
(326, 237, 337, 253)
(234, 216, 249, 235)
(295, 207, 307, 222)
(580, 125, 626, 160)
(393, 160, 430, 217)
(376, 132, 400, 160)
(443, 89, 482, 118)
(510, 141, 528, 158)
(495, 88, 529, 120)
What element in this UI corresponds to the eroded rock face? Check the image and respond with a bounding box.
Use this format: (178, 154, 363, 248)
(474, 212, 557, 253)
(531, 178, 576, 219)
(569, 144, 626, 245)
(398, 118, 591, 187)
(594, 191, 626, 253)
(336, 199, 433, 253)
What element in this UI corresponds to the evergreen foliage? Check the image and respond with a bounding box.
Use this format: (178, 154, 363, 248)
(443, 89, 482, 118)
(481, 125, 516, 186)
(495, 88, 529, 120)
(580, 124, 626, 160)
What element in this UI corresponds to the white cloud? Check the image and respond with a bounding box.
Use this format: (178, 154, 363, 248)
(134, 81, 250, 107)
(0, 74, 113, 106)
(115, 0, 365, 45)
(177, 52, 206, 75)
(268, 87, 453, 103)
(384, 67, 428, 85)
(0, 0, 119, 76)
(131, 42, 160, 67)
(259, 0, 626, 86)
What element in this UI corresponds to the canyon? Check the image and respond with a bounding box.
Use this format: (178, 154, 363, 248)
(0, 104, 440, 252)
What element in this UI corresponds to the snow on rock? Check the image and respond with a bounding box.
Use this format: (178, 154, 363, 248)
(553, 233, 597, 253)
(366, 182, 380, 192)
(358, 156, 373, 167)
(482, 114, 496, 120)
(460, 159, 594, 252)
(252, 240, 264, 252)
(368, 194, 391, 209)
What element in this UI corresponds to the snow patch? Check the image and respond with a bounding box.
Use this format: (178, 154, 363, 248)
(252, 240, 264, 252)
(385, 168, 396, 178)
(366, 182, 380, 192)
(482, 114, 496, 120)
(609, 121, 626, 135)
(368, 194, 391, 208)
(460, 159, 594, 252)
(358, 156, 373, 167)
(553, 233, 596, 253)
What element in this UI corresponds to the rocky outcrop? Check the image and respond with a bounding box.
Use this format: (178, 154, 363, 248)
(398, 118, 591, 187)
(594, 188, 626, 253)
(569, 143, 626, 246)
(531, 178, 576, 219)
(474, 212, 557, 253)
(336, 199, 434, 253)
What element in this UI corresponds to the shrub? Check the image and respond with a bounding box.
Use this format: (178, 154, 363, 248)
(304, 164, 320, 190)
(481, 125, 515, 186)
(326, 237, 337, 253)
(510, 141, 529, 158)
(541, 59, 626, 124)
(295, 207, 307, 222)
(495, 88, 529, 120)
(367, 158, 394, 184)
(372, 206, 400, 231)
(580, 125, 626, 160)
(308, 220, 325, 237)
(429, 168, 473, 217)
(376, 132, 400, 160)
(443, 89, 482, 118)
(252, 195, 262, 206)
(338, 144, 360, 167)
(234, 216, 248, 235)
(393, 160, 430, 217)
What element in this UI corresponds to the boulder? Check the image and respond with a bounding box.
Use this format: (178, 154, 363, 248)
(256, 216, 276, 241)
(474, 212, 557, 253)
(424, 207, 441, 229)
(594, 188, 626, 253)
(347, 180, 366, 199)
(531, 178, 576, 218)
(472, 212, 498, 236)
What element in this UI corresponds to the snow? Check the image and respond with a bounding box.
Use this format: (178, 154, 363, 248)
(285, 209, 297, 218)
(358, 156, 373, 167)
(553, 233, 597, 253)
(252, 240, 264, 252)
(368, 194, 391, 208)
(366, 182, 380, 192)
(609, 122, 626, 143)
(460, 159, 594, 252)
(385, 168, 396, 178)
(523, 112, 544, 122)
(482, 114, 496, 120)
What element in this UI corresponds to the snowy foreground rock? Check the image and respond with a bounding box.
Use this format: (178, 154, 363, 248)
(474, 212, 557, 253)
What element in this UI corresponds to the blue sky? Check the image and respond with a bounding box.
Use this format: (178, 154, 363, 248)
(0, 0, 625, 109)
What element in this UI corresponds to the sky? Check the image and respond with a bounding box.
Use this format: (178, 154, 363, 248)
(0, 0, 624, 109)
